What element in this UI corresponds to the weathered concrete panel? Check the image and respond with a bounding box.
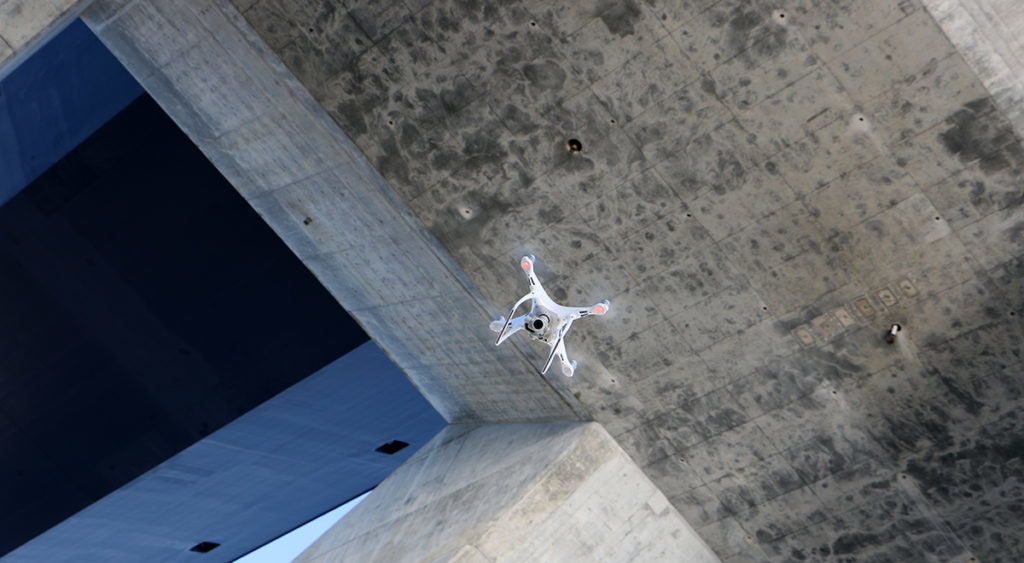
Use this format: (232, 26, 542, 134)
(298, 422, 718, 562)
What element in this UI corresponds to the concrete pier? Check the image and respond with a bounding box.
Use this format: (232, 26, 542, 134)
(297, 423, 718, 563)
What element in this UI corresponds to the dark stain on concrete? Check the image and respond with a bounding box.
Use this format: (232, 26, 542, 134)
(939, 98, 1019, 172)
(599, 0, 643, 37)
(523, 60, 567, 92)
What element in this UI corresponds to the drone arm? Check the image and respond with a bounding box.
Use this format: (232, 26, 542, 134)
(570, 300, 611, 321)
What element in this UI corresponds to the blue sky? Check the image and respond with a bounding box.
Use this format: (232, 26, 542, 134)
(235, 492, 370, 562)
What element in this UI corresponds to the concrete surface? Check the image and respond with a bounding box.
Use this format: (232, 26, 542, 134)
(8, 0, 1017, 560)
(297, 422, 718, 563)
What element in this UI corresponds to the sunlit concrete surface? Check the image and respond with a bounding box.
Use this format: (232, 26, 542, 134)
(297, 423, 717, 563)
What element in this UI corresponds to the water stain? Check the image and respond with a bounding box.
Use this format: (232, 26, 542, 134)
(523, 60, 566, 92)
(939, 98, 1019, 173)
(600, 0, 643, 37)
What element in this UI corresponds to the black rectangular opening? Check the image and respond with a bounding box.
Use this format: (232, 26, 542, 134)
(375, 440, 409, 455)
(189, 541, 220, 553)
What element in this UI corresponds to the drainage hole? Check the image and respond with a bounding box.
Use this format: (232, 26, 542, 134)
(567, 138, 583, 153)
(530, 21, 537, 27)
(934, 216, 941, 221)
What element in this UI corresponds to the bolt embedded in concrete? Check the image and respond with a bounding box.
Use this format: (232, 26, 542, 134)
(886, 323, 902, 344)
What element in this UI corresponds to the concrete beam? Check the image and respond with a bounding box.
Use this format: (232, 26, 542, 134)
(921, 0, 1024, 138)
(0, 0, 91, 80)
(298, 422, 719, 562)
(80, 0, 588, 424)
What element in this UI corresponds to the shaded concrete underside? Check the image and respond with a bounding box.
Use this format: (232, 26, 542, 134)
(7, 0, 1019, 561)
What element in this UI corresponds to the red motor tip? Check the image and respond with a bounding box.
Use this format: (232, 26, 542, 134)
(521, 259, 531, 271)
(593, 304, 606, 315)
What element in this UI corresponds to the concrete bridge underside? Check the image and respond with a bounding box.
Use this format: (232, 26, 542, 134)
(4, 0, 1023, 560)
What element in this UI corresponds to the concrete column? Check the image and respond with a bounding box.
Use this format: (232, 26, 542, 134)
(298, 422, 719, 562)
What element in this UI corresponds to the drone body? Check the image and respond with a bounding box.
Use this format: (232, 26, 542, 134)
(489, 255, 609, 377)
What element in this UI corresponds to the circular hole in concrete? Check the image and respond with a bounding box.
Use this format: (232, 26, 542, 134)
(778, 12, 785, 19)
(761, 306, 768, 311)
(302, 216, 313, 226)
(530, 21, 537, 27)
(745, 536, 753, 542)
(387, 119, 394, 126)
(567, 138, 583, 153)
(610, 378, 616, 383)
(858, 117, 865, 122)
(901, 474, 908, 480)
(609, 118, 616, 124)
(1010, 311, 1017, 317)
(685, 212, 693, 218)
(831, 390, 838, 395)
(934, 216, 941, 221)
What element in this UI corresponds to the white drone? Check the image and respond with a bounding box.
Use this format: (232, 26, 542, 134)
(489, 255, 610, 377)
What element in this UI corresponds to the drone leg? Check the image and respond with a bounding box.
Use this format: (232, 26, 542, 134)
(553, 339, 576, 377)
(541, 340, 560, 375)
(495, 294, 532, 346)
(541, 326, 568, 375)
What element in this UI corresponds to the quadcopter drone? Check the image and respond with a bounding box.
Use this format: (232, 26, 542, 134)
(489, 255, 610, 378)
